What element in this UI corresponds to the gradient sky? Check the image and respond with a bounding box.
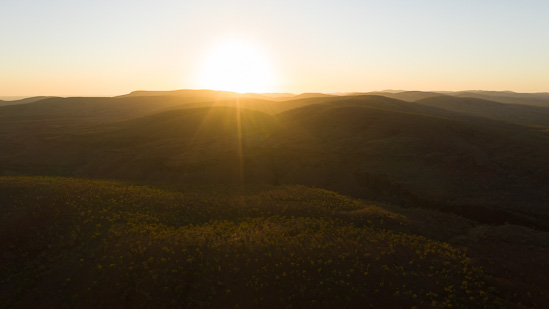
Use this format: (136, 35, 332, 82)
(1, 0, 548, 97)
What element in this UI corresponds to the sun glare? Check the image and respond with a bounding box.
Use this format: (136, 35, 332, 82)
(197, 40, 275, 93)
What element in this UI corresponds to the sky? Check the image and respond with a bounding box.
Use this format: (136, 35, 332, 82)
(1, 0, 548, 97)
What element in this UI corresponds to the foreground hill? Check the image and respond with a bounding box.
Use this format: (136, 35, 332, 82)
(2, 176, 548, 307)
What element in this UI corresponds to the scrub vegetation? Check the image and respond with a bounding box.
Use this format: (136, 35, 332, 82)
(2, 90, 549, 307)
(1, 176, 504, 308)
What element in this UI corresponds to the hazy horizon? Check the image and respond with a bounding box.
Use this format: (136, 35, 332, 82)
(2, 0, 549, 97)
(3, 88, 549, 101)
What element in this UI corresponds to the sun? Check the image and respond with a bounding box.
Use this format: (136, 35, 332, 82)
(197, 39, 275, 93)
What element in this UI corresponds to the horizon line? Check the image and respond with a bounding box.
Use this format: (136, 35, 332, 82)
(2, 88, 549, 101)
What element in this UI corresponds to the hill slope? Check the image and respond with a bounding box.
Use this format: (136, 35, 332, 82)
(3, 176, 548, 308)
(415, 95, 549, 127)
(0, 96, 57, 107)
(451, 91, 549, 107)
(1, 96, 549, 229)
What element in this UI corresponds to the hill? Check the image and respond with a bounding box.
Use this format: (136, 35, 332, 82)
(415, 95, 549, 127)
(2, 90, 549, 307)
(363, 90, 549, 107)
(275, 98, 549, 223)
(119, 89, 330, 102)
(119, 89, 293, 102)
(120, 89, 244, 99)
(1, 95, 549, 229)
(0, 96, 57, 107)
(361, 91, 445, 102)
(290, 93, 335, 100)
(451, 90, 549, 107)
(2, 176, 548, 307)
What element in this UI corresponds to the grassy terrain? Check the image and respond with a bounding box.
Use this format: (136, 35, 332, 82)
(2, 91, 549, 307)
(0, 176, 526, 308)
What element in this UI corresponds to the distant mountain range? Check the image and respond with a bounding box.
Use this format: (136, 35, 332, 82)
(4, 89, 548, 107)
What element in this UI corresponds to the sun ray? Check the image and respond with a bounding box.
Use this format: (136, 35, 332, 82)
(235, 97, 245, 187)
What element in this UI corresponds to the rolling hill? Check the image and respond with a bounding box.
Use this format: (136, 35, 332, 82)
(2, 176, 548, 307)
(451, 90, 549, 107)
(0, 96, 57, 107)
(2, 90, 549, 307)
(359, 91, 446, 102)
(414, 95, 549, 127)
(1, 94, 549, 222)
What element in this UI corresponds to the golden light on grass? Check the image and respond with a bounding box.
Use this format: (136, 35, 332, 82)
(197, 39, 276, 93)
